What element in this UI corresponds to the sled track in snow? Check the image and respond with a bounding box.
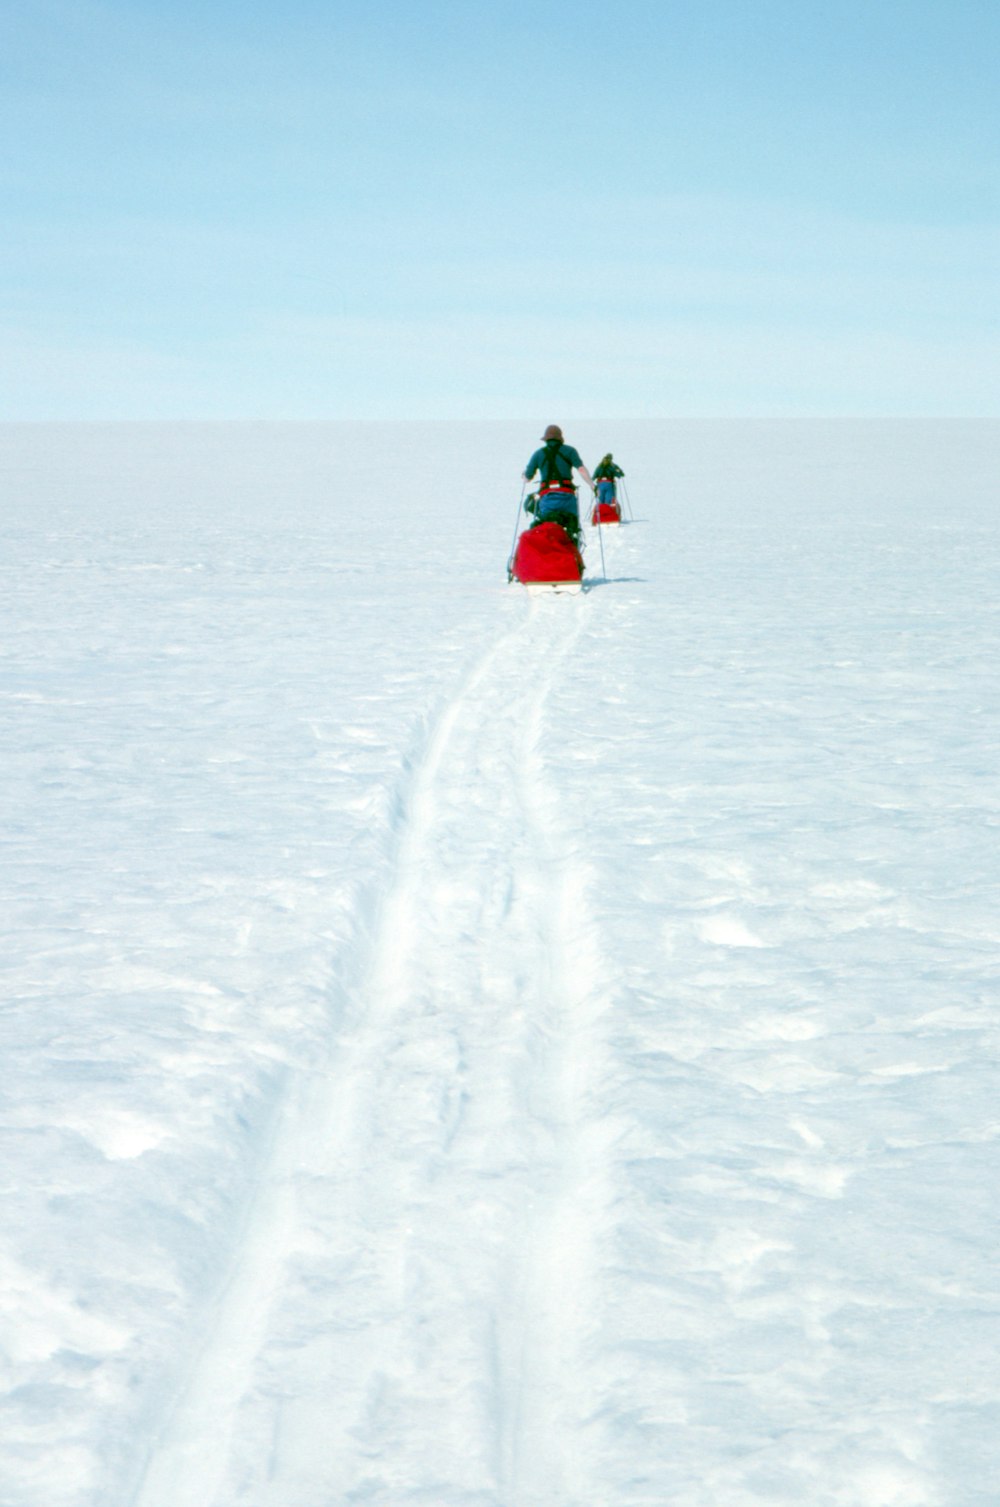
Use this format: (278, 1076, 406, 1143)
(132, 595, 618, 1507)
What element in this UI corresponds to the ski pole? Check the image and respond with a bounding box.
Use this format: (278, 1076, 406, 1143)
(594, 492, 607, 582)
(621, 476, 634, 522)
(507, 478, 528, 580)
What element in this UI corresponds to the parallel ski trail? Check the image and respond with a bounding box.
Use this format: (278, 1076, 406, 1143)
(494, 652, 619, 1507)
(132, 592, 619, 1507)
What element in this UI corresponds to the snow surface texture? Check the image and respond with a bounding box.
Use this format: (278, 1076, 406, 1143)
(2, 420, 1000, 1507)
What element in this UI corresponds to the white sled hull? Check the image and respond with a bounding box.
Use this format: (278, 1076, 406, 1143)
(522, 579, 584, 596)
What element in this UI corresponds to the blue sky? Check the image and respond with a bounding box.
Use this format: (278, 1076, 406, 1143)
(3, 0, 998, 417)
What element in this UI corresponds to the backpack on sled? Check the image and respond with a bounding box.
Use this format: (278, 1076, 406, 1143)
(509, 519, 584, 593)
(591, 497, 622, 526)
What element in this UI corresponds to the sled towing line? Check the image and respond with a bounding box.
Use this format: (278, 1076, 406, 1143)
(508, 519, 584, 595)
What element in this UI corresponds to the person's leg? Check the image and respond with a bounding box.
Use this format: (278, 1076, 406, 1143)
(538, 502, 581, 543)
(538, 490, 577, 520)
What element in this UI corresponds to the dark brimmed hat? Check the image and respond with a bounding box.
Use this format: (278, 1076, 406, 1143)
(542, 424, 563, 442)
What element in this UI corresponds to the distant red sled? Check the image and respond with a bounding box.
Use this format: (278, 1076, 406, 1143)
(591, 498, 622, 525)
(510, 521, 584, 592)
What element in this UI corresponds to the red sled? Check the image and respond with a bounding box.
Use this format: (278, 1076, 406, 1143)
(591, 499, 622, 526)
(510, 521, 584, 593)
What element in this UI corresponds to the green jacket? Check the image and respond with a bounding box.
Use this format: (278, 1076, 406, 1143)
(593, 458, 624, 480)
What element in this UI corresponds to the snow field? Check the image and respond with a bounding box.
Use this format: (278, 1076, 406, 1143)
(2, 421, 1000, 1506)
(549, 498, 1000, 1504)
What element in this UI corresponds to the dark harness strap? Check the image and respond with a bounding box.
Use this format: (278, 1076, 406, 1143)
(539, 440, 572, 488)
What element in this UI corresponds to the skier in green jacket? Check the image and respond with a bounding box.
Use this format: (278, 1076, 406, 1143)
(523, 424, 594, 541)
(593, 453, 625, 508)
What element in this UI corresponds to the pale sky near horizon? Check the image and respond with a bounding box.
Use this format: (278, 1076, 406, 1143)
(3, 0, 998, 419)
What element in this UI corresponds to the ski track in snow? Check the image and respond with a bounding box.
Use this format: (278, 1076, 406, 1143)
(132, 575, 620, 1507)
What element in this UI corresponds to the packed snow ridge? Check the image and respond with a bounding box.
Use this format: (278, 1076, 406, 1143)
(2, 420, 1000, 1507)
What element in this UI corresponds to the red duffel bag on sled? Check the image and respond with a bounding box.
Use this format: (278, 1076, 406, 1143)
(510, 521, 584, 592)
(591, 498, 622, 525)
